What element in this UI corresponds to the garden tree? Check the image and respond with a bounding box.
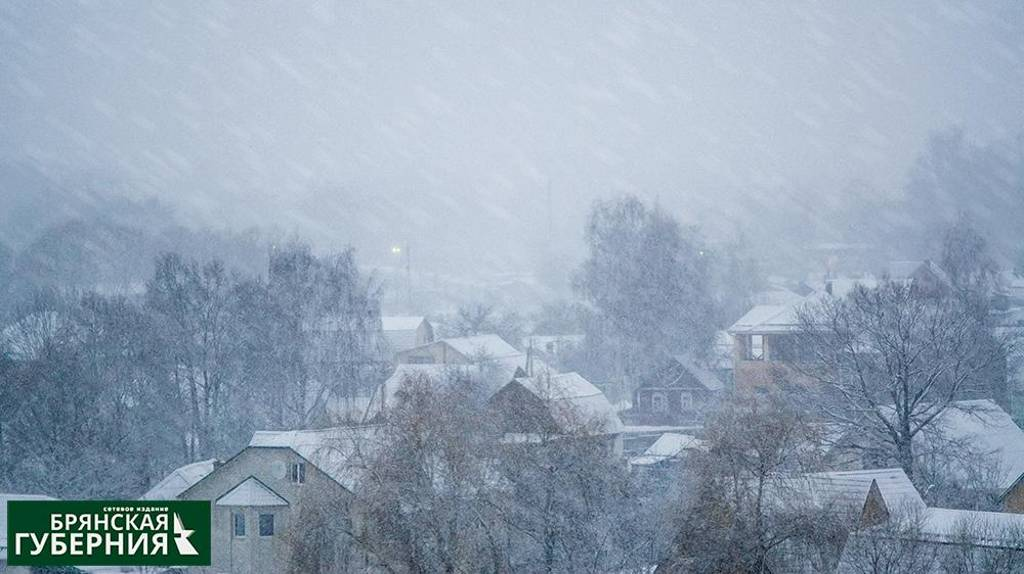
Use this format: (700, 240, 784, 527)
(446, 302, 525, 348)
(352, 370, 504, 573)
(0, 294, 144, 498)
(574, 195, 716, 381)
(939, 213, 1000, 301)
(145, 253, 241, 461)
(792, 280, 1004, 481)
(837, 512, 1024, 574)
(72, 293, 182, 494)
(661, 392, 844, 573)
(707, 232, 766, 326)
(489, 377, 649, 574)
(266, 243, 386, 427)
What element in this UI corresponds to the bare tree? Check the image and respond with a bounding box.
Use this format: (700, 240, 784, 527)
(660, 392, 846, 573)
(792, 280, 1004, 481)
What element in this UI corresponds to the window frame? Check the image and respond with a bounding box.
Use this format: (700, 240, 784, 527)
(290, 461, 306, 484)
(259, 513, 275, 537)
(748, 334, 765, 361)
(232, 512, 246, 538)
(651, 392, 667, 413)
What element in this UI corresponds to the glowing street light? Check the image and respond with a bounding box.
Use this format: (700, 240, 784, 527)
(391, 245, 402, 255)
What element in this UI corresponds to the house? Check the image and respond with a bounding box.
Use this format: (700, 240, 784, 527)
(395, 334, 548, 380)
(919, 400, 1024, 513)
(622, 355, 724, 426)
(628, 433, 705, 470)
(885, 259, 951, 295)
(168, 426, 379, 574)
(833, 400, 1024, 513)
(362, 363, 482, 423)
(727, 302, 808, 390)
(488, 371, 624, 454)
(1, 494, 56, 574)
(380, 316, 434, 360)
(521, 334, 583, 368)
(765, 468, 927, 527)
(836, 507, 1024, 573)
(760, 468, 928, 573)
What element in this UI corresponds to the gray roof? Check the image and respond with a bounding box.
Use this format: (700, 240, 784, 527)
(765, 467, 926, 517)
(140, 458, 219, 500)
(511, 372, 624, 435)
(248, 425, 381, 491)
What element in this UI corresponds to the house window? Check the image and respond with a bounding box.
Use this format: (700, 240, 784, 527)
(290, 462, 306, 484)
(679, 391, 694, 410)
(651, 392, 667, 413)
(747, 334, 765, 360)
(259, 513, 275, 537)
(232, 512, 246, 537)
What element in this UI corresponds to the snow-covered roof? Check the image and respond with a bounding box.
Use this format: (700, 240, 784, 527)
(921, 399, 1024, 494)
(629, 433, 705, 466)
(765, 468, 925, 518)
(512, 372, 624, 434)
(364, 364, 481, 422)
(1, 493, 56, 561)
(216, 477, 289, 507)
(248, 425, 380, 491)
(381, 316, 429, 353)
(886, 260, 951, 286)
(728, 304, 802, 334)
(800, 468, 926, 514)
(443, 334, 520, 359)
(918, 507, 1024, 547)
(670, 355, 725, 391)
(140, 458, 219, 500)
(382, 316, 426, 332)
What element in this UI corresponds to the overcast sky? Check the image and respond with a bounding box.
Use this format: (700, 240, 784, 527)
(1, 1, 1022, 273)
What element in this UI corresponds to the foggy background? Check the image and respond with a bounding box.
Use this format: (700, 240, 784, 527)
(2, 0, 1023, 311)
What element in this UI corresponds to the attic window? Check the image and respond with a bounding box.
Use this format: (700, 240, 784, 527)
(652, 392, 667, 413)
(747, 335, 765, 360)
(289, 462, 306, 484)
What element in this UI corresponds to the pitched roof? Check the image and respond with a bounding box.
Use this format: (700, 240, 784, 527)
(381, 316, 429, 352)
(248, 425, 381, 491)
(629, 433, 705, 466)
(918, 507, 1024, 546)
(646, 355, 725, 392)
(382, 316, 426, 332)
(922, 399, 1024, 494)
(364, 364, 481, 421)
(443, 334, 520, 359)
(511, 372, 624, 434)
(798, 468, 926, 514)
(728, 304, 802, 334)
(1, 493, 56, 560)
(140, 458, 219, 500)
(216, 477, 289, 507)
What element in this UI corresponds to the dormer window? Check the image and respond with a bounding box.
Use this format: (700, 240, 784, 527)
(289, 462, 306, 484)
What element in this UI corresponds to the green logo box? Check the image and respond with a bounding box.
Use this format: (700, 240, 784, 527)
(7, 500, 211, 567)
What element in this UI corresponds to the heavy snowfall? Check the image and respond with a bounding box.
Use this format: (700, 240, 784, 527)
(2, 2, 1024, 573)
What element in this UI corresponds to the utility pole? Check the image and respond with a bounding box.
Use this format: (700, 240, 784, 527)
(405, 240, 412, 312)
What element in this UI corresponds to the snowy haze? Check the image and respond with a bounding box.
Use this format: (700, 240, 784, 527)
(1, 1, 1023, 279)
